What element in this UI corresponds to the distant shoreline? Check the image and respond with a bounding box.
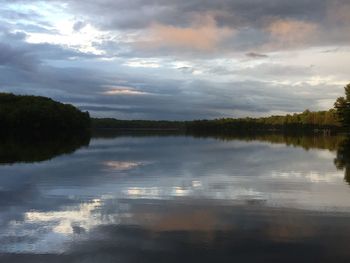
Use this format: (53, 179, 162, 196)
(93, 127, 183, 131)
(0, 92, 348, 136)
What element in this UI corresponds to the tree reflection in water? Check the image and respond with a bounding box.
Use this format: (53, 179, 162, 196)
(2, 130, 350, 186)
(95, 130, 350, 186)
(334, 136, 350, 185)
(0, 132, 90, 164)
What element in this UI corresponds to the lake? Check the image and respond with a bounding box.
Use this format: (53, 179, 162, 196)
(1, 132, 350, 262)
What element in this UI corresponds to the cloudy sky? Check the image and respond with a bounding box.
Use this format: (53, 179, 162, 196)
(1, 0, 350, 120)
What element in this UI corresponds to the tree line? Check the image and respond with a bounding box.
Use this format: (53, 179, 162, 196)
(92, 110, 340, 133)
(91, 118, 186, 130)
(0, 93, 90, 135)
(92, 83, 350, 133)
(186, 109, 340, 134)
(2, 83, 350, 134)
(186, 84, 350, 133)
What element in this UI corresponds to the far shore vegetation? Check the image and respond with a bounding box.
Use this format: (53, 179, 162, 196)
(3, 87, 350, 184)
(0, 92, 90, 135)
(92, 83, 350, 134)
(2, 83, 350, 134)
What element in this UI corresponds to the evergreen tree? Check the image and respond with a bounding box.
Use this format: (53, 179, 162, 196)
(334, 84, 350, 128)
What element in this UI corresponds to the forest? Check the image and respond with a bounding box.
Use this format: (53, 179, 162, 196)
(92, 109, 340, 133)
(0, 93, 90, 134)
(92, 83, 350, 133)
(2, 83, 350, 134)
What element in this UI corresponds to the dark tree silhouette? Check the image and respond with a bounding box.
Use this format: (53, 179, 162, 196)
(92, 110, 341, 133)
(334, 136, 350, 185)
(0, 93, 90, 134)
(334, 84, 350, 128)
(0, 133, 90, 164)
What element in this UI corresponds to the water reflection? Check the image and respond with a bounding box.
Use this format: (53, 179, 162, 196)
(191, 132, 345, 151)
(335, 136, 350, 184)
(0, 133, 90, 164)
(1, 133, 350, 262)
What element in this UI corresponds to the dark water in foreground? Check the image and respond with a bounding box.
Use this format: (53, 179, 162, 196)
(1, 133, 350, 262)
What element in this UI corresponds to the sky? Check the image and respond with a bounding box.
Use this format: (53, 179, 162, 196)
(0, 0, 350, 120)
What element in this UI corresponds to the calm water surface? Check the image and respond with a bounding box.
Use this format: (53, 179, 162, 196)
(1, 133, 350, 262)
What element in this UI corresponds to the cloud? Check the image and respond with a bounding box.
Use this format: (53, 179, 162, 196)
(245, 52, 268, 58)
(327, 2, 350, 26)
(266, 19, 319, 49)
(49, 0, 327, 30)
(104, 161, 144, 170)
(124, 59, 161, 68)
(0, 0, 350, 120)
(135, 15, 235, 52)
(177, 66, 196, 74)
(102, 86, 150, 96)
(73, 21, 87, 31)
(0, 43, 39, 71)
(5, 0, 350, 54)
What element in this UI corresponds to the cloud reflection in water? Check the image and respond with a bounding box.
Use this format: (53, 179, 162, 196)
(1, 134, 350, 262)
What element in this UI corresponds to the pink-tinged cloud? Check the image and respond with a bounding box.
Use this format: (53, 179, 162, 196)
(327, 2, 350, 25)
(137, 15, 235, 52)
(102, 86, 149, 95)
(266, 19, 319, 48)
(326, 2, 350, 41)
(104, 161, 144, 170)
